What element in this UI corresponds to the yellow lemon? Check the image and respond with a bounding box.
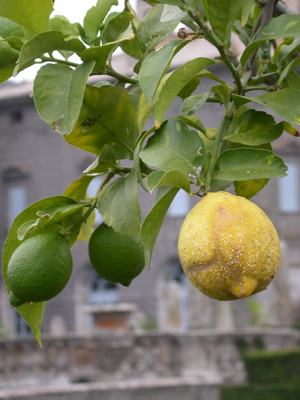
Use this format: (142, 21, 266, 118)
(178, 191, 280, 301)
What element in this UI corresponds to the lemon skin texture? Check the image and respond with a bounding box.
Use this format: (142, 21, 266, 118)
(88, 224, 145, 286)
(178, 191, 280, 301)
(7, 232, 73, 307)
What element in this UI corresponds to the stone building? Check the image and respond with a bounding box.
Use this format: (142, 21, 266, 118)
(1, 61, 300, 339)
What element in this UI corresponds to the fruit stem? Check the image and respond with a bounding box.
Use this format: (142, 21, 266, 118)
(204, 104, 235, 191)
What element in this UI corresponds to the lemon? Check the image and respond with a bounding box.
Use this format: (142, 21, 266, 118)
(88, 224, 145, 286)
(178, 191, 280, 301)
(7, 232, 73, 307)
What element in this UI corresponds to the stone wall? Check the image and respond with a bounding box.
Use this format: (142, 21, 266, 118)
(0, 329, 299, 391)
(0, 379, 220, 400)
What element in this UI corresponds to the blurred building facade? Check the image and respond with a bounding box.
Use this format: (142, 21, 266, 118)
(1, 0, 300, 337)
(1, 61, 300, 339)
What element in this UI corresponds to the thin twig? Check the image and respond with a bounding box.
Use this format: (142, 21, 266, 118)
(275, 0, 297, 15)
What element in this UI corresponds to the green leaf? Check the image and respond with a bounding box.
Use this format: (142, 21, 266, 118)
(137, 92, 152, 133)
(33, 61, 95, 135)
(206, 0, 243, 46)
(1, 196, 77, 346)
(181, 92, 210, 115)
(155, 58, 215, 127)
(225, 109, 283, 145)
(0, 0, 53, 35)
(161, 4, 188, 22)
(139, 39, 187, 105)
(81, 23, 134, 71)
(213, 148, 288, 181)
(84, 0, 118, 40)
(139, 5, 179, 46)
(211, 85, 230, 109)
(241, 14, 300, 67)
(146, 170, 191, 194)
(233, 89, 300, 126)
(17, 203, 86, 241)
(0, 64, 15, 82)
(76, 208, 95, 242)
(284, 71, 300, 90)
(178, 75, 200, 99)
(140, 119, 205, 179)
(15, 31, 86, 74)
(65, 85, 138, 159)
(234, 178, 269, 199)
(18, 202, 85, 243)
(36, 203, 86, 221)
(147, 0, 184, 7)
(178, 115, 206, 133)
(141, 186, 179, 267)
(278, 55, 300, 84)
(199, 70, 234, 91)
(49, 15, 80, 38)
(101, 11, 132, 44)
(0, 17, 24, 39)
(64, 175, 95, 202)
(201, 0, 208, 17)
(97, 170, 141, 236)
(275, 37, 300, 64)
(0, 38, 19, 68)
(241, 0, 255, 27)
(84, 145, 118, 175)
(99, 11, 142, 60)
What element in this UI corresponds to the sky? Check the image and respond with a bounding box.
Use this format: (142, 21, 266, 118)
(13, 0, 127, 82)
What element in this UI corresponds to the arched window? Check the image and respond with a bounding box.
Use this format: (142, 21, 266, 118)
(88, 271, 118, 305)
(3, 167, 31, 335)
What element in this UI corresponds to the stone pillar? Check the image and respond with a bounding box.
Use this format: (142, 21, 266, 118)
(273, 240, 293, 326)
(186, 281, 214, 329)
(216, 301, 235, 331)
(157, 280, 181, 330)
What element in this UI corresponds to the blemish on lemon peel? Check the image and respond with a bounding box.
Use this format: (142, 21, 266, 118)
(178, 191, 280, 301)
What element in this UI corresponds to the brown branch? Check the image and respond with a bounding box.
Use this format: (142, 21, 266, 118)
(274, 0, 297, 16)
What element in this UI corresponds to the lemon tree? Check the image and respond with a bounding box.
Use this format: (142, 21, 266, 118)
(1, 0, 300, 342)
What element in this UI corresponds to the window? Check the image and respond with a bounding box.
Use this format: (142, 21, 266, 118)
(168, 190, 190, 217)
(171, 261, 188, 330)
(10, 110, 23, 123)
(8, 185, 27, 227)
(13, 311, 32, 336)
(278, 162, 299, 213)
(88, 272, 118, 305)
(87, 177, 103, 224)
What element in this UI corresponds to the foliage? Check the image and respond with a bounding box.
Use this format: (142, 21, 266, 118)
(1, 0, 300, 343)
(243, 347, 300, 385)
(222, 348, 300, 400)
(221, 384, 300, 400)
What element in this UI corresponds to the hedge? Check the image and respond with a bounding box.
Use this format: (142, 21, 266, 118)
(242, 347, 300, 385)
(221, 384, 300, 400)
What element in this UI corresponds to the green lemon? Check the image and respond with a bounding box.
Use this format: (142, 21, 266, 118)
(88, 224, 145, 286)
(178, 191, 280, 301)
(7, 232, 73, 307)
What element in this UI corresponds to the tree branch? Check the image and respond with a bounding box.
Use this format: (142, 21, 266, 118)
(252, 0, 277, 42)
(274, 0, 297, 16)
